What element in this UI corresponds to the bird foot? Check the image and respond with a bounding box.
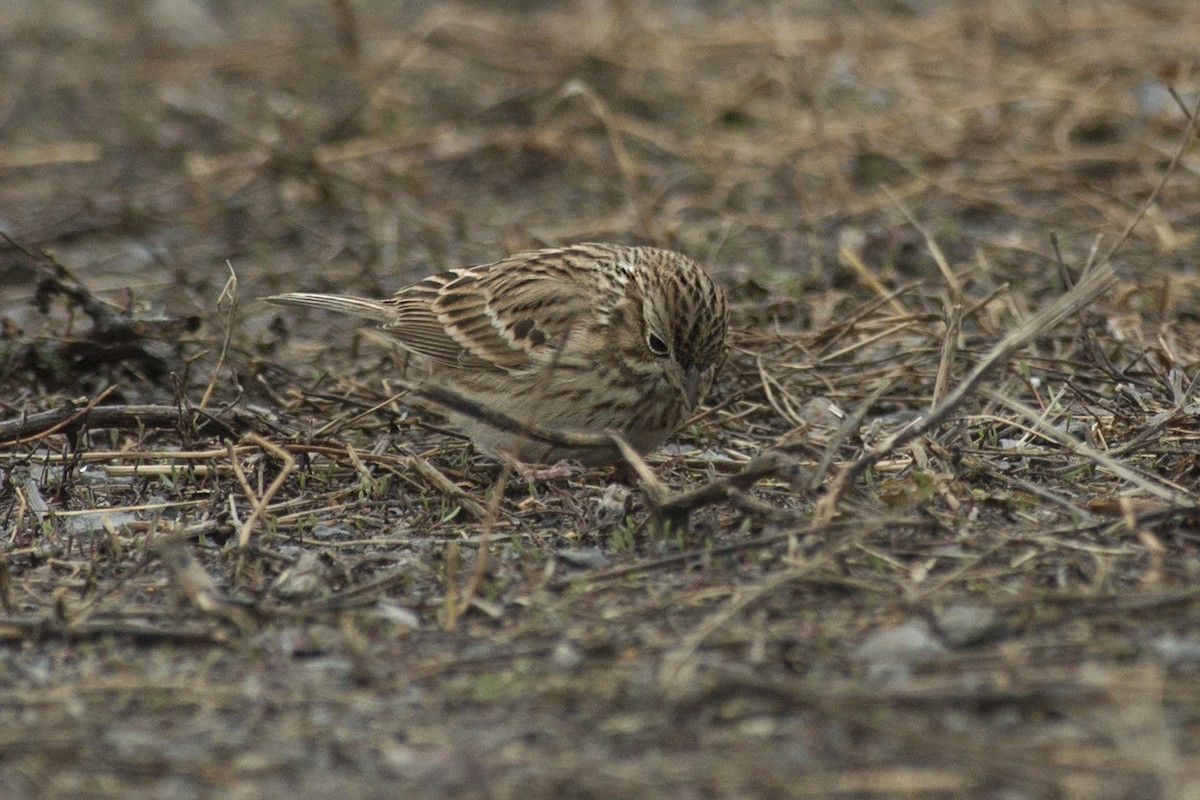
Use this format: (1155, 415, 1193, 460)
(499, 454, 578, 481)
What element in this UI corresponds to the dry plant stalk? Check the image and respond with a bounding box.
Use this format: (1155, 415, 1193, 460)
(813, 260, 1116, 522)
(229, 433, 297, 551)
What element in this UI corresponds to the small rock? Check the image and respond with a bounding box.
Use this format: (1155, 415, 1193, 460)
(935, 604, 999, 647)
(551, 640, 583, 670)
(796, 396, 846, 429)
(269, 552, 327, 600)
(145, 0, 224, 45)
(556, 548, 609, 569)
(373, 601, 421, 630)
(778, 397, 846, 449)
(853, 619, 946, 681)
(593, 484, 631, 528)
(1152, 635, 1200, 667)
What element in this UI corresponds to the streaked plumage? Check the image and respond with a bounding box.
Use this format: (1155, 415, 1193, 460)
(264, 243, 728, 465)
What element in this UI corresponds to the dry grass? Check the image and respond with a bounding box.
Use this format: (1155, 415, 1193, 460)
(4, 1, 1200, 798)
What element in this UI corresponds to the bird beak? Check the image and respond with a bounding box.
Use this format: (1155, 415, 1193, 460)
(684, 366, 702, 410)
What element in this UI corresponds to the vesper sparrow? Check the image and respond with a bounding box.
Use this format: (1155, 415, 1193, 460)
(265, 243, 728, 465)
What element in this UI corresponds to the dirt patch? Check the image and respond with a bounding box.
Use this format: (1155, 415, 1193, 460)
(3, 2, 1200, 798)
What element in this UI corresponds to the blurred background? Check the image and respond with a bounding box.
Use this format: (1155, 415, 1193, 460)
(4, 0, 1194, 341)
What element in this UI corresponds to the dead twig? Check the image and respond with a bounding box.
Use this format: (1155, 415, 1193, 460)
(197, 265, 239, 413)
(0, 386, 119, 447)
(931, 301, 963, 410)
(229, 433, 297, 551)
(0, 403, 262, 444)
(814, 260, 1116, 522)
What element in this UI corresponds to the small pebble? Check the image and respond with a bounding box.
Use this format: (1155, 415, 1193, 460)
(935, 604, 999, 647)
(1152, 635, 1200, 667)
(556, 548, 609, 569)
(853, 619, 946, 682)
(593, 484, 631, 528)
(551, 640, 583, 670)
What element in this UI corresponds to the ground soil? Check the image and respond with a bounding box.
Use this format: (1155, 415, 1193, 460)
(4, 1, 1200, 798)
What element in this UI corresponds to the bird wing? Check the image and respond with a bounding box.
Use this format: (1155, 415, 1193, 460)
(381, 249, 606, 371)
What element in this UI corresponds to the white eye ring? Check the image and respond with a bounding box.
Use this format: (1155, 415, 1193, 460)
(647, 333, 670, 356)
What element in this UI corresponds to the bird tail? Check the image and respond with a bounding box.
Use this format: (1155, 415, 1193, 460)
(262, 293, 394, 323)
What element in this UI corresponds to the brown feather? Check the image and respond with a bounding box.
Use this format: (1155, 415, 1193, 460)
(263, 243, 728, 465)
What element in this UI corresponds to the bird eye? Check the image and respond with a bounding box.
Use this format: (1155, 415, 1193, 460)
(646, 333, 670, 356)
